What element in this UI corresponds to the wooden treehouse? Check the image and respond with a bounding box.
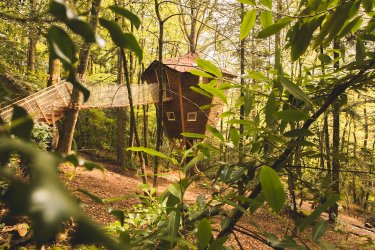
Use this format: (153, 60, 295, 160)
(141, 53, 235, 141)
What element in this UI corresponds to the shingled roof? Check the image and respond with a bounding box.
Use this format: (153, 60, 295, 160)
(142, 53, 236, 79)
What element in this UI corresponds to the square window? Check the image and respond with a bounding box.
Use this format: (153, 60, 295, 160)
(166, 112, 175, 121)
(187, 112, 197, 121)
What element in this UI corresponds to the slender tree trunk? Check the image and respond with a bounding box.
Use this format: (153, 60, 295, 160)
(57, 0, 102, 154)
(27, 0, 37, 72)
(239, 3, 245, 164)
(188, 0, 197, 53)
(121, 49, 147, 185)
(117, 48, 127, 167)
(352, 122, 358, 203)
(154, 0, 164, 188)
(329, 39, 340, 223)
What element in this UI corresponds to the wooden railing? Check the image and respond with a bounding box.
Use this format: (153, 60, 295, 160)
(0, 81, 170, 124)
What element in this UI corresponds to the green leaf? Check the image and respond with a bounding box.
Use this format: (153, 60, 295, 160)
(317, 239, 336, 250)
(47, 26, 76, 67)
(108, 209, 125, 226)
(229, 127, 240, 147)
(237, 0, 256, 5)
(283, 128, 314, 137)
(208, 236, 228, 250)
(206, 125, 225, 142)
(260, 0, 272, 9)
(260, 11, 273, 28)
(67, 71, 91, 102)
(99, 18, 143, 61)
(312, 220, 329, 242)
(247, 71, 269, 82)
(127, 146, 177, 164)
(190, 86, 212, 98)
(189, 69, 214, 78)
(240, 10, 256, 40)
(168, 209, 180, 237)
(10, 106, 33, 141)
(168, 183, 182, 200)
(181, 132, 207, 139)
(279, 76, 314, 109)
(257, 17, 292, 38)
(265, 91, 277, 126)
(122, 33, 143, 61)
(49, 0, 73, 22)
(196, 59, 223, 78)
(313, 2, 353, 48)
(198, 83, 227, 104)
(259, 166, 285, 213)
(197, 218, 212, 249)
(67, 19, 97, 43)
(297, 195, 339, 230)
(109, 6, 141, 29)
(288, 140, 316, 147)
(337, 17, 362, 38)
(275, 109, 310, 122)
(290, 15, 325, 61)
(76, 189, 104, 204)
(318, 54, 332, 64)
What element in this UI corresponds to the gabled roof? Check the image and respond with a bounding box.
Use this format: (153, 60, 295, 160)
(142, 53, 236, 79)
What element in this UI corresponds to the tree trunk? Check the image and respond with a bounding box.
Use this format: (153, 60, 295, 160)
(329, 39, 340, 223)
(27, 0, 37, 72)
(239, 2, 245, 164)
(47, 57, 61, 87)
(57, 0, 102, 154)
(121, 49, 147, 185)
(116, 48, 126, 167)
(154, 0, 164, 188)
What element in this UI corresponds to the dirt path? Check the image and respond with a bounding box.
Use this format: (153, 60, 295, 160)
(60, 158, 375, 249)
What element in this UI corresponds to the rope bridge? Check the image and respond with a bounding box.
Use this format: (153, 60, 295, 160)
(0, 81, 168, 125)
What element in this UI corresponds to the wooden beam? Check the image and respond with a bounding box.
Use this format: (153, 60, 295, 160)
(35, 99, 49, 123)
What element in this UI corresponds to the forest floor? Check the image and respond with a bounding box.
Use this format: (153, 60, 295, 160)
(57, 155, 375, 250)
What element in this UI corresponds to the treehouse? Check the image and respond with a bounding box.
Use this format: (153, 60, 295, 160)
(141, 53, 235, 139)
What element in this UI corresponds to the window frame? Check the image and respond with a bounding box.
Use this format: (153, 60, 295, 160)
(187, 112, 197, 122)
(166, 112, 176, 121)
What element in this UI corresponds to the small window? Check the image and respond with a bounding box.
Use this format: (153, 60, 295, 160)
(166, 112, 175, 121)
(187, 112, 197, 121)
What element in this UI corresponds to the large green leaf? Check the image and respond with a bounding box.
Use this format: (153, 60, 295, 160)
(109, 6, 141, 29)
(279, 76, 314, 109)
(198, 83, 227, 104)
(259, 166, 285, 213)
(127, 146, 177, 164)
(10, 106, 34, 141)
(229, 126, 240, 147)
(99, 18, 143, 61)
(290, 15, 325, 61)
(312, 220, 329, 242)
(275, 109, 310, 122)
(206, 125, 225, 142)
(240, 10, 256, 40)
(265, 91, 277, 126)
(197, 218, 212, 249)
(196, 59, 223, 78)
(260, 11, 273, 28)
(181, 132, 207, 139)
(46, 26, 76, 67)
(257, 17, 292, 38)
(189, 69, 214, 78)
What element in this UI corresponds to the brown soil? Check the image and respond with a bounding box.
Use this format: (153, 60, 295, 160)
(59, 156, 375, 249)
